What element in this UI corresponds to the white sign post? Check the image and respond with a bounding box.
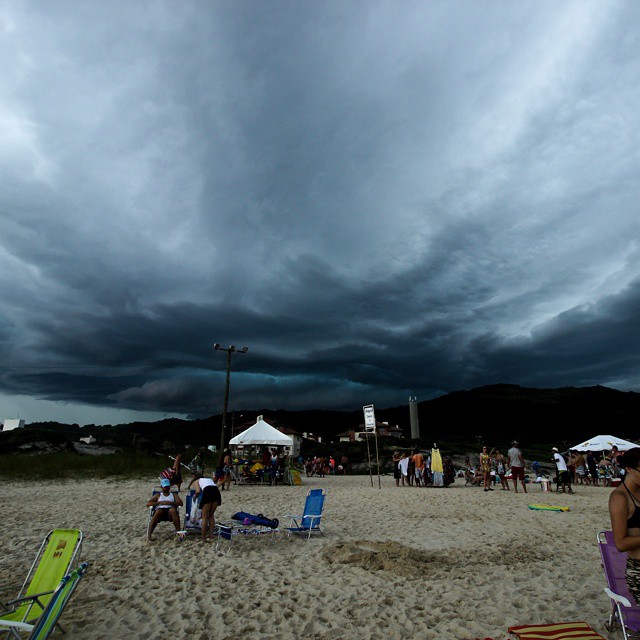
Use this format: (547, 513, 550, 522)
(363, 405, 376, 431)
(363, 404, 381, 489)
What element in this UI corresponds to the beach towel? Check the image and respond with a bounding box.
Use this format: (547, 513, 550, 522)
(527, 504, 570, 512)
(431, 448, 444, 486)
(509, 621, 605, 639)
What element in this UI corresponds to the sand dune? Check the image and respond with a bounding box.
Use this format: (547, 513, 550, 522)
(0, 475, 613, 639)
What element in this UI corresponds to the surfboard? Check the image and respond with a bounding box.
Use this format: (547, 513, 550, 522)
(527, 504, 570, 512)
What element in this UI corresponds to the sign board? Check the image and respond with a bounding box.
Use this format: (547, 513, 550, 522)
(363, 404, 376, 432)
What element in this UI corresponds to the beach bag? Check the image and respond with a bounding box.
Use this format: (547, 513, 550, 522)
(232, 511, 279, 529)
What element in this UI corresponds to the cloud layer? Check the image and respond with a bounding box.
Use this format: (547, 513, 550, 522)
(1, 1, 640, 423)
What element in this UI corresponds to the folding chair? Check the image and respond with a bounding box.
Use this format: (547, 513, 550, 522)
(0, 530, 82, 636)
(182, 489, 202, 536)
(283, 488, 326, 539)
(1, 563, 88, 639)
(598, 530, 640, 639)
(146, 487, 182, 539)
(509, 621, 606, 639)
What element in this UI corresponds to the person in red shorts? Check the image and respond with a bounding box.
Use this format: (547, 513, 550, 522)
(508, 440, 527, 493)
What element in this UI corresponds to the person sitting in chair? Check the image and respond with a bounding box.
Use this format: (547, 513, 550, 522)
(147, 478, 183, 541)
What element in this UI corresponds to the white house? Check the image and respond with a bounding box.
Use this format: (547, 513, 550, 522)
(2, 419, 25, 432)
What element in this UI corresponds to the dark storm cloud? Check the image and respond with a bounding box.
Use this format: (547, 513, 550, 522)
(1, 1, 640, 423)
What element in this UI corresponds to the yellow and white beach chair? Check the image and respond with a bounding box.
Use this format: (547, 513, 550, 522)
(0, 529, 82, 636)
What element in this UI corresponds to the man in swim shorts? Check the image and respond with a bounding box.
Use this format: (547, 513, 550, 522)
(507, 440, 527, 493)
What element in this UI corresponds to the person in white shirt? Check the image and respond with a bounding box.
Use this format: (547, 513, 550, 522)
(147, 478, 184, 541)
(190, 476, 222, 542)
(507, 441, 527, 494)
(398, 452, 410, 487)
(552, 447, 574, 494)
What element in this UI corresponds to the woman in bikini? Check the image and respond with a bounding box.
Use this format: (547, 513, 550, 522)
(609, 447, 640, 602)
(479, 446, 493, 492)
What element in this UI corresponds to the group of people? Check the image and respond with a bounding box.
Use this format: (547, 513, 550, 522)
(147, 452, 228, 542)
(465, 441, 528, 493)
(553, 447, 622, 486)
(392, 449, 456, 487)
(466, 442, 626, 495)
(303, 454, 349, 477)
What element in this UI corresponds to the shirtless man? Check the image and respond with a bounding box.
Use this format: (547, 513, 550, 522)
(412, 449, 425, 487)
(147, 478, 184, 541)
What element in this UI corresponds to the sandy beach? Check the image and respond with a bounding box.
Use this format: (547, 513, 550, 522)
(1, 474, 614, 640)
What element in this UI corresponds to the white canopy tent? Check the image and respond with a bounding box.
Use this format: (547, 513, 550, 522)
(229, 417, 293, 448)
(570, 434, 637, 452)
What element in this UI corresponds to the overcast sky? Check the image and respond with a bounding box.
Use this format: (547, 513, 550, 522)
(1, 0, 639, 425)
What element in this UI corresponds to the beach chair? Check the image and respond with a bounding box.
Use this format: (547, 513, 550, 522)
(146, 487, 182, 539)
(182, 490, 202, 536)
(509, 621, 606, 639)
(598, 530, 640, 639)
(283, 488, 326, 539)
(0, 529, 82, 637)
(0, 563, 88, 640)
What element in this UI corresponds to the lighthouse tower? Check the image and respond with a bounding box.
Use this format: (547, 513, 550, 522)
(409, 397, 420, 440)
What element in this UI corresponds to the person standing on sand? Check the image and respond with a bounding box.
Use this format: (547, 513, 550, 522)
(399, 452, 410, 486)
(190, 475, 222, 542)
(393, 452, 402, 487)
(609, 447, 640, 603)
(587, 451, 599, 486)
(480, 446, 493, 492)
(493, 448, 509, 490)
(223, 448, 233, 491)
(552, 447, 574, 494)
(412, 449, 425, 487)
(572, 451, 587, 484)
(507, 440, 527, 493)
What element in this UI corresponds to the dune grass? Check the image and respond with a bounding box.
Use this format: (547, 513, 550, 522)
(0, 451, 164, 480)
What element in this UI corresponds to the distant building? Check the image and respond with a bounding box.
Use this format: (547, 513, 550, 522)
(338, 421, 404, 442)
(2, 419, 25, 432)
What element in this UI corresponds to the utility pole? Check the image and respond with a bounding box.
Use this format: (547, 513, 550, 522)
(213, 344, 248, 453)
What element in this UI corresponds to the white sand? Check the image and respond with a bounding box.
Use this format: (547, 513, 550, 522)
(0, 475, 613, 640)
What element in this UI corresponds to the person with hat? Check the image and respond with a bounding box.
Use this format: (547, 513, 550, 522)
(552, 447, 574, 494)
(507, 440, 527, 493)
(147, 478, 184, 541)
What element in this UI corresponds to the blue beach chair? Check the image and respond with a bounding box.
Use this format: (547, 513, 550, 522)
(284, 488, 326, 539)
